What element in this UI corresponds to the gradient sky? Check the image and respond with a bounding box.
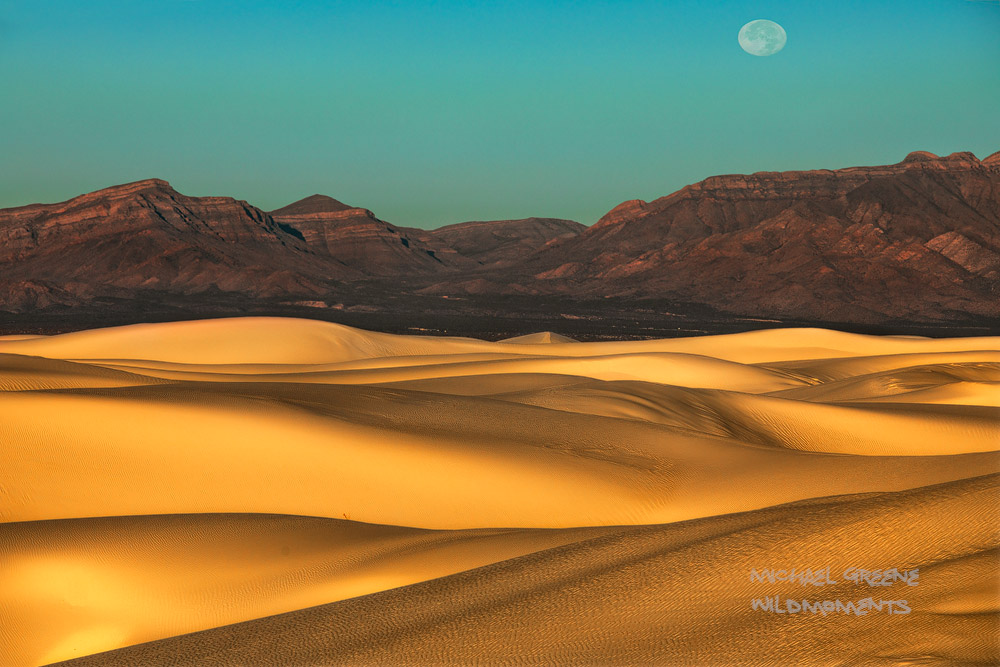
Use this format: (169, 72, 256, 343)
(1, 0, 998, 228)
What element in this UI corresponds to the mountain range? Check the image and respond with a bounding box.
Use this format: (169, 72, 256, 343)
(2, 150, 998, 331)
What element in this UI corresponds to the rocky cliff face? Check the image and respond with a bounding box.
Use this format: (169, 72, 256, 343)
(0, 180, 353, 310)
(0, 183, 584, 312)
(510, 151, 1000, 322)
(269, 197, 471, 275)
(2, 151, 998, 326)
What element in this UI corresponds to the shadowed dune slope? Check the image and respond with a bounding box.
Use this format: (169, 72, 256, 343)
(0, 353, 167, 392)
(0, 317, 996, 666)
(474, 379, 1000, 454)
(3, 381, 997, 529)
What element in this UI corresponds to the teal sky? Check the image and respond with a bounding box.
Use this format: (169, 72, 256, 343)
(1, 0, 998, 228)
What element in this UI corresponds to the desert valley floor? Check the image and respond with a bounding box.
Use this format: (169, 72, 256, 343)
(0, 317, 997, 666)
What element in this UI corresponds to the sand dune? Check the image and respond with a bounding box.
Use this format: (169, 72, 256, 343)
(759, 350, 1000, 383)
(767, 361, 1000, 404)
(3, 381, 996, 529)
(1, 514, 616, 666)
(500, 331, 579, 344)
(0, 353, 165, 392)
(480, 380, 1000, 454)
(1, 316, 996, 365)
(0, 317, 996, 666)
(63, 351, 808, 393)
(53, 475, 1000, 667)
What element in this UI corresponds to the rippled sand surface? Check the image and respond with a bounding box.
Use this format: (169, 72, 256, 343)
(0, 317, 996, 666)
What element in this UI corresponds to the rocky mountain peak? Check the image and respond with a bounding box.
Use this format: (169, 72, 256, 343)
(901, 151, 939, 163)
(270, 195, 355, 217)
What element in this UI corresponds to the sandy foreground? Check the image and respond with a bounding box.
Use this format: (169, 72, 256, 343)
(0, 317, 997, 666)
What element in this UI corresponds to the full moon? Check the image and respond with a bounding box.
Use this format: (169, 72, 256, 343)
(738, 19, 787, 57)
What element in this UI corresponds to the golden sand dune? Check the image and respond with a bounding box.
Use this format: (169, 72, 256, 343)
(760, 350, 1000, 383)
(500, 331, 579, 344)
(768, 361, 1000, 404)
(0, 317, 996, 666)
(476, 380, 1000, 454)
(53, 475, 1000, 667)
(0, 316, 996, 365)
(1, 514, 616, 666)
(69, 351, 807, 393)
(3, 381, 996, 529)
